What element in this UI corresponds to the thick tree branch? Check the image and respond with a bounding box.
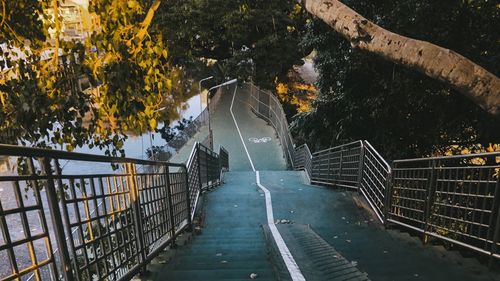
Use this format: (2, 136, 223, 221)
(126, 0, 161, 48)
(302, 0, 500, 117)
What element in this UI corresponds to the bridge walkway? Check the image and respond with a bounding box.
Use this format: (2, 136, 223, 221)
(152, 84, 498, 281)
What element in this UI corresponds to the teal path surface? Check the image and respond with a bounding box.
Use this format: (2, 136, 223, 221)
(260, 171, 499, 281)
(211, 84, 287, 171)
(155, 171, 275, 280)
(155, 84, 499, 281)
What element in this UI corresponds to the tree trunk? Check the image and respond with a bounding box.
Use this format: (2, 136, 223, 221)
(301, 0, 500, 117)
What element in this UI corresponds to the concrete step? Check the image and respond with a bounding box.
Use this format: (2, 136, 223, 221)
(276, 224, 369, 281)
(170, 260, 273, 271)
(191, 237, 265, 244)
(161, 268, 275, 280)
(178, 247, 268, 256)
(171, 253, 271, 262)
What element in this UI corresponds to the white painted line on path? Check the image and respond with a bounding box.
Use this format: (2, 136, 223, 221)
(229, 85, 305, 280)
(229, 85, 256, 171)
(256, 171, 306, 281)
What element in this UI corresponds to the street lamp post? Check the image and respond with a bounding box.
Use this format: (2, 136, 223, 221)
(206, 78, 238, 149)
(198, 76, 213, 114)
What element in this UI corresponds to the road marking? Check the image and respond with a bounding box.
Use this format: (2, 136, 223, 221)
(256, 171, 306, 281)
(230, 85, 255, 171)
(248, 137, 272, 143)
(229, 86, 305, 280)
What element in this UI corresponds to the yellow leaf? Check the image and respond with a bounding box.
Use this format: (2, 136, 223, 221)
(149, 118, 157, 130)
(127, 0, 137, 8)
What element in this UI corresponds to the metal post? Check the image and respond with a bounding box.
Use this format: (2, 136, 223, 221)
(338, 149, 344, 188)
(357, 142, 365, 193)
(196, 144, 203, 192)
(326, 150, 332, 185)
(164, 164, 177, 246)
(41, 157, 75, 281)
(53, 159, 82, 281)
(205, 146, 210, 188)
(383, 170, 393, 227)
(199, 76, 213, 114)
(488, 173, 500, 267)
(183, 165, 193, 231)
(125, 163, 147, 272)
(423, 159, 437, 243)
(208, 92, 212, 150)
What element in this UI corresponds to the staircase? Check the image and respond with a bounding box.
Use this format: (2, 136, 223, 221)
(157, 227, 275, 281)
(154, 171, 276, 281)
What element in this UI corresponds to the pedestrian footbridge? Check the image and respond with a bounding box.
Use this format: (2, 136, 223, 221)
(0, 83, 499, 281)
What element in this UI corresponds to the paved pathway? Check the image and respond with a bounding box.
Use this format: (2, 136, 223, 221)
(151, 84, 499, 281)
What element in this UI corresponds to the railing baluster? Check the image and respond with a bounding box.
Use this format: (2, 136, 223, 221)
(205, 146, 209, 188)
(489, 173, 500, 267)
(357, 143, 365, 192)
(125, 163, 147, 273)
(0, 143, 228, 280)
(196, 143, 202, 191)
(164, 165, 176, 246)
(422, 159, 437, 243)
(40, 157, 75, 281)
(52, 159, 81, 281)
(384, 169, 393, 226)
(183, 165, 193, 231)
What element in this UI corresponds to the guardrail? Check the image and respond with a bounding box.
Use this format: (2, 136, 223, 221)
(359, 141, 392, 223)
(247, 82, 295, 168)
(151, 88, 224, 161)
(389, 152, 500, 261)
(246, 82, 500, 262)
(294, 140, 500, 261)
(310, 141, 363, 189)
(0, 142, 227, 281)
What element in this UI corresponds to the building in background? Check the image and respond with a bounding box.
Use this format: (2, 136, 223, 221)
(46, 0, 100, 42)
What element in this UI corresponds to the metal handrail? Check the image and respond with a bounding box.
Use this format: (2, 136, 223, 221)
(359, 140, 392, 223)
(0, 143, 176, 166)
(390, 152, 500, 261)
(362, 141, 390, 172)
(246, 81, 295, 168)
(246, 82, 500, 262)
(311, 140, 363, 156)
(0, 142, 227, 281)
(394, 151, 500, 162)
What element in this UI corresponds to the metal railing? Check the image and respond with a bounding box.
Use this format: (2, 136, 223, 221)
(152, 108, 209, 162)
(151, 88, 225, 161)
(389, 152, 500, 260)
(247, 82, 295, 168)
(294, 140, 500, 260)
(359, 141, 392, 223)
(246, 82, 500, 261)
(310, 141, 363, 189)
(0, 142, 227, 281)
(294, 144, 312, 181)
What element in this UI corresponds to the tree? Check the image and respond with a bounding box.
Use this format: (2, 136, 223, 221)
(154, 0, 310, 88)
(300, 0, 500, 117)
(292, 0, 500, 159)
(0, 0, 192, 156)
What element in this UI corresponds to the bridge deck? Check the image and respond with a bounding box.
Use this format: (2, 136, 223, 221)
(151, 84, 499, 281)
